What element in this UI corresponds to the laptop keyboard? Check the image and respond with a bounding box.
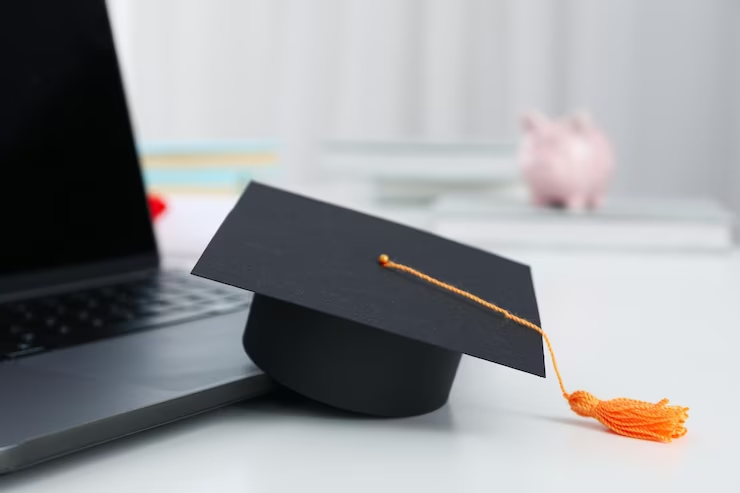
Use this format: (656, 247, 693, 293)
(0, 271, 250, 360)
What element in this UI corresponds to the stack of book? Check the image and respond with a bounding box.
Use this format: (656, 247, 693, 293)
(319, 140, 519, 203)
(139, 141, 280, 195)
(432, 195, 735, 252)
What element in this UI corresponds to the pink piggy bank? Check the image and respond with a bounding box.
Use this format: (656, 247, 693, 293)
(519, 112, 614, 210)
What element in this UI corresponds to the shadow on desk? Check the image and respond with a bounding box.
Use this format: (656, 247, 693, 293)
(233, 387, 456, 432)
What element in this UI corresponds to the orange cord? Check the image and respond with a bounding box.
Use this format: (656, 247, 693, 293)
(378, 254, 689, 442)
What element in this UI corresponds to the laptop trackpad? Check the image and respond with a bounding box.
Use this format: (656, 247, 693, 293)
(20, 310, 260, 392)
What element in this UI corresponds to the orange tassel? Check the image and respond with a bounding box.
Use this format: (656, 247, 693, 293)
(568, 391, 688, 442)
(378, 254, 689, 443)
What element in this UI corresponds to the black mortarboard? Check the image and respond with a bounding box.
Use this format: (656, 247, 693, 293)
(192, 182, 544, 418)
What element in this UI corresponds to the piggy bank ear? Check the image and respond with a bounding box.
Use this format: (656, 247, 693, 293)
(567, 110, 593, 132)
(521, 111, 550, 134)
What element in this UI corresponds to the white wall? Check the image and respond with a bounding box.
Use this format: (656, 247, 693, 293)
(107, 0, 739, 207)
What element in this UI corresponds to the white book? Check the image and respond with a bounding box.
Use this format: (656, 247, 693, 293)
(321, 140, 518, 180)
(320, 140, 519, 201)
(433, 195, 735, 252)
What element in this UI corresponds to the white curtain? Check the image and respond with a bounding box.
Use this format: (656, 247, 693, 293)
(107, 0, 739, 207)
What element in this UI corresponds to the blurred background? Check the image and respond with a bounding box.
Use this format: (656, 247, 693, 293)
(106, 0, 739, 258)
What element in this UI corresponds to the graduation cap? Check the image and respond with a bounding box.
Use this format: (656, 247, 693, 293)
(193, 182, 689, 442)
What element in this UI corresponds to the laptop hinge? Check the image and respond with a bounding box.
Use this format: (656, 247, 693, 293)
(0, 254, 159, 303)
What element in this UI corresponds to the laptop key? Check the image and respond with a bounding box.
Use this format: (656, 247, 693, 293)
(114, 305, 218, 333)
(7, 325, 23, 337)
(6, 345, 46, 359)
(57, 325, 71, 336)
(0, 340, 45, 359)
(19, 332, 35, 344)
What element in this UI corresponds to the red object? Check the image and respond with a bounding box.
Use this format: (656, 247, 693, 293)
(147, 194, 167, 220)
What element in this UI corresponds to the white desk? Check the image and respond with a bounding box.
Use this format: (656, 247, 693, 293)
(2, 202, 739, 492)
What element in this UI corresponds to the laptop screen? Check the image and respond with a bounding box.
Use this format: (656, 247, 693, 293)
(0, 0, 157, 278)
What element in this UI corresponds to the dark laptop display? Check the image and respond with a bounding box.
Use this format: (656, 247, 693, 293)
(0, 0, 156, 279)
(0, 0, 251, 361)
(0, 1, 267, 474)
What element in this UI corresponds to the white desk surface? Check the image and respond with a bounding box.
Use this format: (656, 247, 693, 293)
(2, 198, 739, 492)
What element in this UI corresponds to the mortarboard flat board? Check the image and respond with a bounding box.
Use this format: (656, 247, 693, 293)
(192, 182, 545, 418)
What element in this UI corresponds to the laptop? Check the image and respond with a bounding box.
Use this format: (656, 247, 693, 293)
(0, 0, 272, 474)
